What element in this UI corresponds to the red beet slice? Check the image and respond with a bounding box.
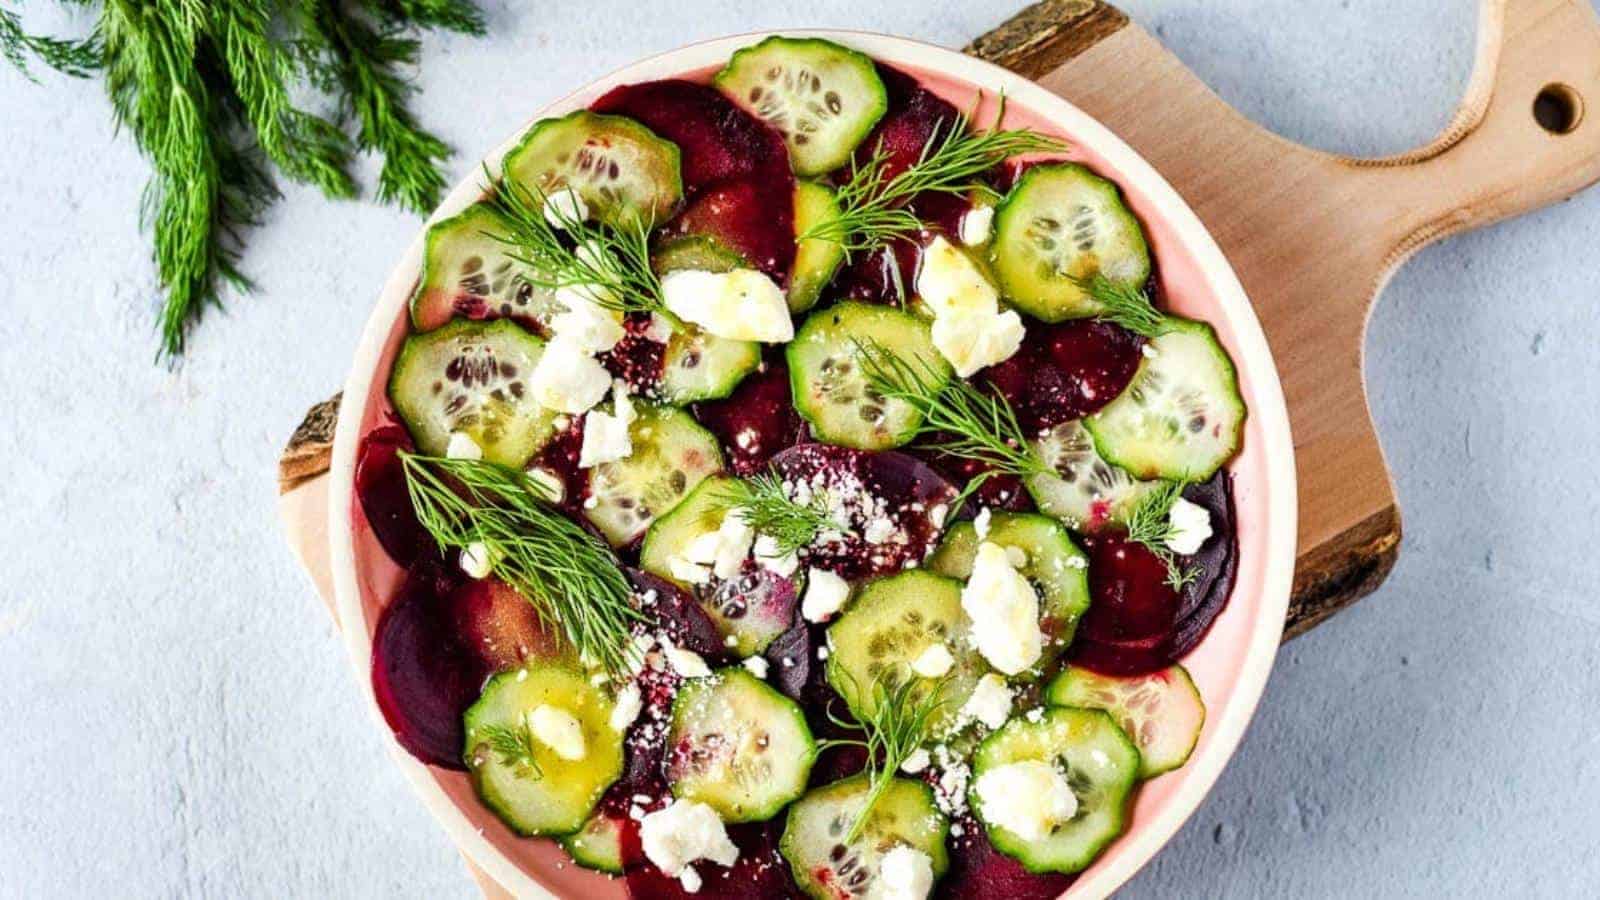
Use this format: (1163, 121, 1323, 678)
(856, 65, 961, 182)
(1068, 631, 1175, 678)
(768, 443, 959, 580)
(1076, 533, 1182, 645)
(703, 565, 800, 656)
(615, 662, 677, 802)
(980, 319, 1145, 433)
(761, 616, 813, 703)
(625, 821, 802, 899)
(935, 817, 1075, 900)
(1170, 473, 1238, 658)
(603, 315, 669, 400)
(692, 357, 805, 475)
(662, 177, 795, 280)
(370, 568, 483, 769)
(355, 423, 435, 566)
(591, 79, 789, 194)
(627, 569, 730, 659)
(448, 578, 563, 672)
(826, 235, 923, 305)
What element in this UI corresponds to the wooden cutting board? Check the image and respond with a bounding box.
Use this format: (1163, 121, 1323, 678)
(276, 1, 1600, 894)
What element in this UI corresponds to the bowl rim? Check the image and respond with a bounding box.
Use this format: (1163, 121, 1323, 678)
(326, 28, 1297, 900)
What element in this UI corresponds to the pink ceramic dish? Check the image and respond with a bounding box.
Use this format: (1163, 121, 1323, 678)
(326, 30, 1297, 900)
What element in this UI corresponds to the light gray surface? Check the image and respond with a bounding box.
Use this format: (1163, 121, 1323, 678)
(1, 1, 1596, 896)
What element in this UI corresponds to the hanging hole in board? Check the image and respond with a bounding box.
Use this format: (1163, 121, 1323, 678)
(1533, 83, 1583, 135)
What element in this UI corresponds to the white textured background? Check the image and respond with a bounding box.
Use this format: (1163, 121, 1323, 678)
(2, 1, 1598, 896)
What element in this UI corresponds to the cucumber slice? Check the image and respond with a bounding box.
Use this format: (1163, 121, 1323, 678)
(640, 474, 739, 586)
(789, 181, 846, 313)
(502, 110, 683, 228)
(991, 162, 1152, 322)
(410, 202, 561, 332)
(1025, 419, 1160, 531)
(583, 402, 723, 546)
(780, 775, 949, 900)
(462, 662, 625, 836)
(714, 36, 889, 176)
(969, 707, 1140, 874)
(650, 237, 763, 404)
(665, 668, 817, 822)
(388, 319, 559, 467)
(1046, 664, 1205, 779)
(787, 301, 950, 450)
(925, 511, 1091, 660)
(1084, 318, 1245, 481)
(825, 570, 985, 734)
(559, 809, 627, 874)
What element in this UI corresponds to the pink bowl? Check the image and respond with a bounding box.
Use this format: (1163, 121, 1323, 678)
(326, 30, 1297, 899)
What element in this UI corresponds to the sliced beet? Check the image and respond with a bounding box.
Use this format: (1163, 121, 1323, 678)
(980, 319, 1145, 433)
(761, 616, 813, 703)
(1170, 472, 1239, 659)
(355, 423, 435, 566)
(692, 357, 805, 475)
(916, 449, 1033, 514)
(370, 568, 483, 769)
(1075, 533, 1182, 646)
(523, 414, 587, 515)
(615, 662, 678, 802)
(855, 65, 961, 182)
(625, 820, 801, 899)
(447, 578, 563, 672)
(702, 565, 799, 657)
(602, 314, 669, 400)
(825, 235, 922, 305)
(768, 443, 959, 580)
(590, 79, 788, 194)
(662, 177, 795, 280)
(935, 817, 1075, 900)
(627, 568, 729, 659)
(1067, 631, 1175, 678)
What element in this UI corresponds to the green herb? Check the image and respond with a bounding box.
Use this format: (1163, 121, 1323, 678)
(724, 471, 844, 557)
(1123, 479, 1201, 590)
(823, 676, 949, 843)
(399, 452, 646, 676)
(2, 1, 483, 359)
(798, 96, 1066, 257)
(1070, 272, 1167, 338)
(487, 177, 683, 329)
(477, 721, 544, 779)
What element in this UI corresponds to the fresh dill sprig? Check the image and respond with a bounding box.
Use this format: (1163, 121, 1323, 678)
(1070, 273, 1166, 338)
(1124, 479, 1202, 590)
(1, 6, 100, 81)
(798, 96, 1066, 257)
(823, 675, 949, 843)
(724, 471, 844, 557)
(487, 177, 683, 328)
(854, 338, 1052, 480)
(477, 721, 544, 779)
(399, 452, 646, 677)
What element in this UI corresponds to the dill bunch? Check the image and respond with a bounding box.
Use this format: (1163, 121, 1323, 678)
(2, 0, 484, 359)
(823, 674, 949, 842)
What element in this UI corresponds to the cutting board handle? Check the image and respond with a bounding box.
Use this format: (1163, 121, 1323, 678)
(1367, 0, 1600, 258)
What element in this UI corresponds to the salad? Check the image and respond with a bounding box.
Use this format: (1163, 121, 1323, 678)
(357, 35, 1246, 900)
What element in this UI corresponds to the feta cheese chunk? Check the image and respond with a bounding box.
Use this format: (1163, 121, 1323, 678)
(529, 336, 612, 414)
(542, 186, 589, 229)
(609, 681, 643, 733)
(639, 800, 740, 879)
(742, 655, 770, 679)
(669, 557, 713, 586)
(753, 535, 800, 577)
(524, 465, 566, 504)
(960, 542, 1043, 675)
(709, 510, 756, 579)
(916, 236, 998, 318)
(974, 760, 1079, 842)
(899, 748, 931, 775)
(1166, 496, 1213, 555)
(579, 384, 636, 468)
(959, 203, 995, 246)
(910, 643, 955, 678)
(801, 567, 851, 623)
(527, 705, 586, 761)
(875, 845, 935, 900)
(550, 287, 624, 354)
(445, 431, 483, 461)
(661, 268, 794, 342)
(931, 308, 1025, 378)
(458, 542, 495, 580)
(961, 673, 1013, 730)
(664, 643, 712, 679)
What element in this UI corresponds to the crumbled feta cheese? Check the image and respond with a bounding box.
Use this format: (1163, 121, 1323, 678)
(661, 268, 795, 342)
(801, 567, 851, 622)
(528, 705, 586, 761)
(610, 681, 643, 732)
(445, 431, 483, 461)
(931, 308, 1025, 377)
(459, 542, 495, 579)
(1166, 496, 1213, 555)
(916, 236, 997, 318)
(900, 748, 931, 774)
(863, 516, 897, 545)
(529, 336, 612, 414)
(877, 845, 935, 900)
(639, 800, 740, 878)
(974, 760, 1078, 842)
(959, 203, 995, 246)
(524, 465, 566, 504)
(973, 508, 992, 539)
(678, 509, 755, 581)
(550, 287, 625, 354)
(960, 542, 1043, 675)
(579, 385, 636, 468)
(644, 312, 676, 343)
(669, 557, 713, 585)
(961, 674, 1013, 730)
(678, 867, 702, 893)
(928, 504, 948, 527)
(911, 643, 955, 678)
(742, 656, 770, 679)
(664, 643, 712, 679)
(543, 186, 589, 229)
(753, 535, 800, 577)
